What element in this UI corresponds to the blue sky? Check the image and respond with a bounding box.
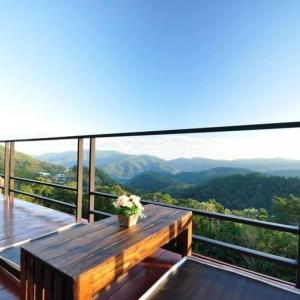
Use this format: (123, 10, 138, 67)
(0, 1, 300, 158)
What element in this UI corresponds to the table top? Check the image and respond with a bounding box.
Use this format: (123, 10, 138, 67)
(21, 204, 191, 280)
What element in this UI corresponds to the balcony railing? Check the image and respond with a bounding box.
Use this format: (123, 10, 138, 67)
(0, 121, 300, 288)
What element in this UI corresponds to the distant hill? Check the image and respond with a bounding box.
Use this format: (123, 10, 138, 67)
(0, 146, 65, 178)
(66, 165, 117, 188)
(175, 173, 300, 211)
(128, 167, 252, 193)
(266, 169, 300, 178)
(173, 167, 252, 185)
(36, 150, 129, 168)
(229, 158, 300, 173)
(103, 154, 175, 179)
(168, 157, 229, 172)
(0, 145, 117, 188)
(36, 150, 300, 179)
(37, 150, 175, 178)
(168, 157, 300, 173)
(128, 171, 188, 193)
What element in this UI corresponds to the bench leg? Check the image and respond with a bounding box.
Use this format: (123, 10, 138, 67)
(164, 219, 192, 256)
(176, 222, 192, 256)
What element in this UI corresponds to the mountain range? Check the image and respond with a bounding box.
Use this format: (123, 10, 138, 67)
(127, 169, 300, 211)
(2, 146, 300, 213)
(128, 167, 252, 193)
(36, 150, 300, 179)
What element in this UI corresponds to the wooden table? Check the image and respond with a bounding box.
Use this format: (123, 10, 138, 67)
(20, 204, 192, 300)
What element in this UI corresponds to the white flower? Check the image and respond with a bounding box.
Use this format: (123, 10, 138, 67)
(113, 194, 145, 217)
(129, 195, 143, 211)
(114, 195, 129, 208)
(129, 195, 140, 205)
(129, 195, 140, 201)
(125, 201, 133, 208)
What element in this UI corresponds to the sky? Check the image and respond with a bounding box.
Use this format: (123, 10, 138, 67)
(1, 1, 300, 159)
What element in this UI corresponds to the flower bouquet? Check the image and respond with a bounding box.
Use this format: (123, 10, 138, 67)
(113, 195, 145, 227)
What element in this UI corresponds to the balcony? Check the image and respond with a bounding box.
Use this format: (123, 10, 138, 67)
(0, 121, 300, 299)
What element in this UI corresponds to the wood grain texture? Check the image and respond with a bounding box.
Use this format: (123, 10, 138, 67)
(0, 195, 76, 248)
(21, 204, 192, 300)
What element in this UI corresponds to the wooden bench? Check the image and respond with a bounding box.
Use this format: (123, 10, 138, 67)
(20, 204, 192, 300)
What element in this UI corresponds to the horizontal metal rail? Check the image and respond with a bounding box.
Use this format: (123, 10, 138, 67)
(142, 199, 300, 234)
(11, 189, 76, 209)
(193, 235, 298, 268)
(90, 209, 113, 218)
(91, 191, 116, 198)
(1, 121, 300, 143)
(92, 191, 300, 234)
(11, 176, 77, 191)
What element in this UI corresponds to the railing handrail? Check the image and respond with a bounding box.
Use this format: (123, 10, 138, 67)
(0, 121, 300, 143)
(11, 189, 76, 209)
(11, 176, 77, 191)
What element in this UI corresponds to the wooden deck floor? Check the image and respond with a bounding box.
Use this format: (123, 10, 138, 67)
(0, 195, 78, 299)
(0, 195, 298, 300)
(0, 195, 76, 248)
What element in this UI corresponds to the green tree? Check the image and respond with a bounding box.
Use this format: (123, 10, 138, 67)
(272, 195, 300, 225)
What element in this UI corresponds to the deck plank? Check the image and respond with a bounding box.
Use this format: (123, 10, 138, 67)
(0, 195, 75, 248)
(0, 195, 79, 300)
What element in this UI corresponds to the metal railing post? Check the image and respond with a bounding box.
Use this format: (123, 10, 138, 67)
(88, 138, 96, 222)
(296, 228, 300, 289)
(76, 138, 84, 222)
(9, 142, 15, 199)
(4, 142, 10, 198)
